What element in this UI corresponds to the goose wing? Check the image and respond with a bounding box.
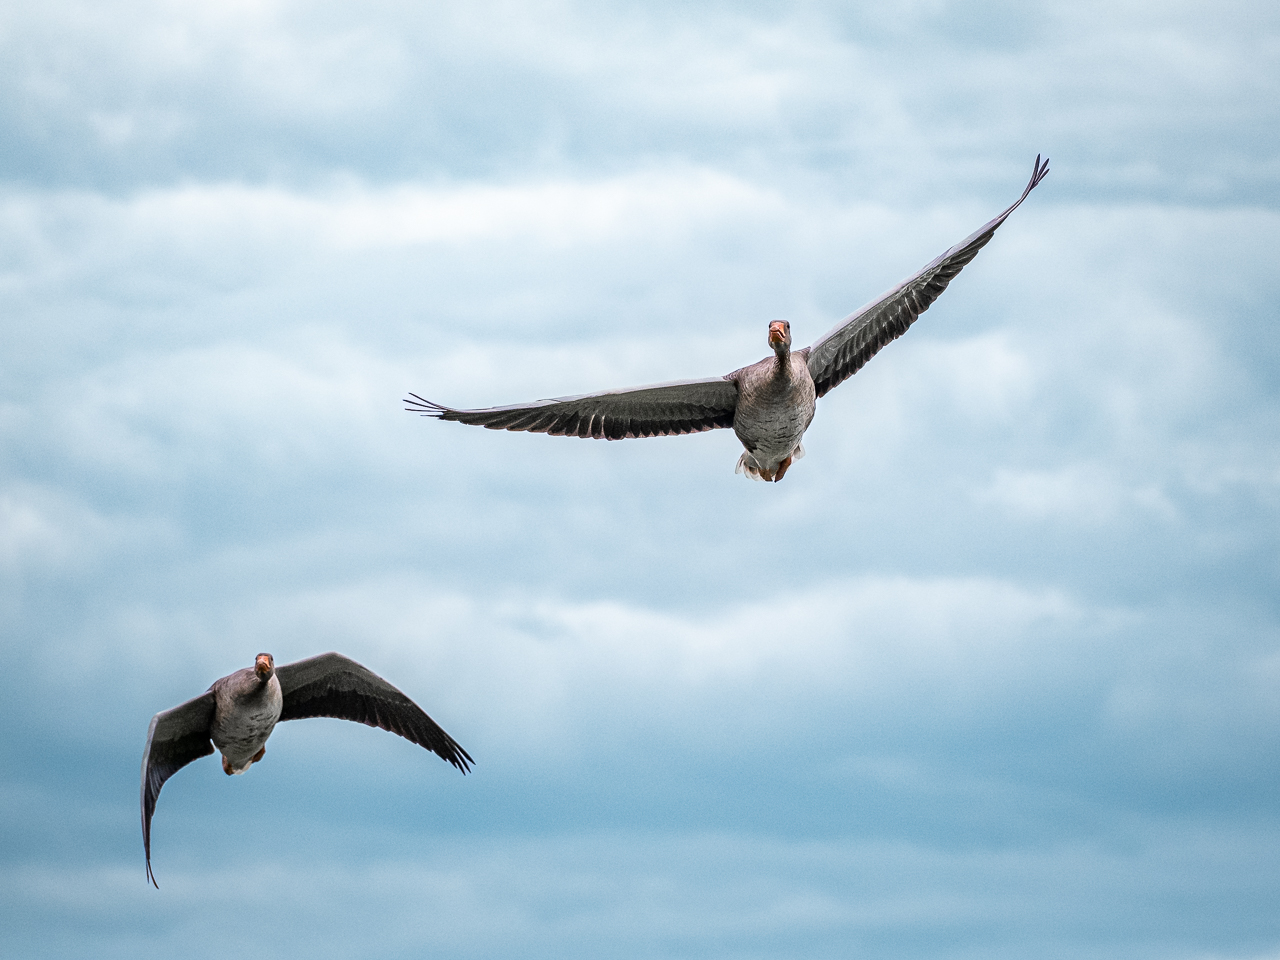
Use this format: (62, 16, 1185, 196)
(276, 652, 473, 774)
(406, 375, 739, 439)
(140, 690, 217, 888)
(806, 155, 1049, 399)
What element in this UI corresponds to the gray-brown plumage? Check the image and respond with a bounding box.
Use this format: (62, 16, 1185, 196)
(140, 651, 471, 888)
(408, 155, 1049, 481)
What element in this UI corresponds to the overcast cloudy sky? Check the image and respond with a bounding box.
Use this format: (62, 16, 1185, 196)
(2, 1, 1278, 958)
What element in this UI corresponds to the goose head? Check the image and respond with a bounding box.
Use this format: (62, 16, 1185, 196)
(254, 653, 275, 681)
(768, 320, 791, 358)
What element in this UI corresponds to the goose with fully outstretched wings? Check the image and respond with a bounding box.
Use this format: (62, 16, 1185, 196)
(409, 155, 1049, 481)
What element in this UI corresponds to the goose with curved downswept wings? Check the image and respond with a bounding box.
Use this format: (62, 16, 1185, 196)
(140, 652, 472, 888)
(408, 155, 1048, 482)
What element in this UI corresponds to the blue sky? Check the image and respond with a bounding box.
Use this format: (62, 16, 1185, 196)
(2, 1, 1278, 957)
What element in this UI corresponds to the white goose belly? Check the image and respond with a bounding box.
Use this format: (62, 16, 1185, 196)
(732, 370, 816, 476)
(211, 682, 283, 773)
(735, 415, 809, 466)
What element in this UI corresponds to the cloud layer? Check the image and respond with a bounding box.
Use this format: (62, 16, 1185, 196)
(2, 2, 1279, 958)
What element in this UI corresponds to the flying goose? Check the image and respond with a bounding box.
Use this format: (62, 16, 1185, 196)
(407, 155, 1048, 481)
(140, 651, 472, 887)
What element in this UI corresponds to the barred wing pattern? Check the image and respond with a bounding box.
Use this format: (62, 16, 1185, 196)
(276, 653, 473, 774)
(806, 155, 1049, 399)
(405, 376, 740, 440)
(140, 691, 216, 888)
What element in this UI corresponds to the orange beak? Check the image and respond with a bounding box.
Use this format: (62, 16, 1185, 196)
(769, 323, 787, 346)
(255, 655, 273, 677)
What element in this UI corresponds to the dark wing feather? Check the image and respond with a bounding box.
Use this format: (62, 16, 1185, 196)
(140, 690, 216, 888)
(806, 154, 1049, 398)
(276, 652, 473, 774)
(405, 375, 739, 439)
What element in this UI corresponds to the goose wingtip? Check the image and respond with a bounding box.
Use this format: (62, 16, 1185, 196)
(404, 393, 450, 418)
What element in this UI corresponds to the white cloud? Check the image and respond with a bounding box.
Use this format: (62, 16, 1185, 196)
(0, 487, 81, 571)
(976, 465, 1178, 523)
(6, 827, 1277, 960)
(0, 483, 165, 576)
(84, 571, 1099, 762)
(314, 169, 784, 250)
(43, 339, 401, 481)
